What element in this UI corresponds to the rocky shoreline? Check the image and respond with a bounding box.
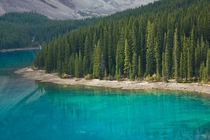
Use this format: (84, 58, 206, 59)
(16, 67, 210, 94)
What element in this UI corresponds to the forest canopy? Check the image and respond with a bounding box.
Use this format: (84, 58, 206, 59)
(34, 0, 210, 83)
(0, 12, 99, 50)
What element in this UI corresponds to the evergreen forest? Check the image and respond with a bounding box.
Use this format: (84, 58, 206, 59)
(0, 12, 98, 50)
(34, 0, 210, 83)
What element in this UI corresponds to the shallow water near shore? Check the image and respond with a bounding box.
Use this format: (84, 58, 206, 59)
(0, 50, 210, 140)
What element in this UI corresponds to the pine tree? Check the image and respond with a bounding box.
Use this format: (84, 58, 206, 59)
(93, 41, 101, 78)
(132, 52, 138, 79)
(173, 28, 179, 81)
(46, 44, 53, 73)
(64, 37, 70, 74)
(165, 44, 169, 79)
(115, 30, 125, 77)
(103, 26, 109, 72)
(183, 36, 188, 81)
(179, 53, 183, 80)
(194, 40, 200, 77)
(78, 50, 83, 77)
(190, 28, 195, 76)
(200, 63, 207, 82)
(145, 21, 155, 75)
(162, 52, 167, 82)
(138, 56, 143, 78)
(84, 35, 91, 74)
(74, 54, 79, 78)
(155, 38, 160, 75)
(187, 48, 192, 81)
(107, 23, 114, 75)
(69, 54, 75, 75)
(57, 51, 62, 75)
(124, 39, 131, 77)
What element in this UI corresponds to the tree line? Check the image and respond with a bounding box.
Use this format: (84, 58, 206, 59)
(0, 12, 99, 50)
(34, 0, 210, 83)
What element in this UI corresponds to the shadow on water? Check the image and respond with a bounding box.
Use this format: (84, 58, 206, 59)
(0, 50, 37, 72)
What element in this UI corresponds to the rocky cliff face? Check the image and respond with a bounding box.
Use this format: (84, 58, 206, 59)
(0, 0, 156, 19)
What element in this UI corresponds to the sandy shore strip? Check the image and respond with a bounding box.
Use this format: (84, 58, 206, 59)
(16, 67, 210, 94)
(0, 47, 39, 53)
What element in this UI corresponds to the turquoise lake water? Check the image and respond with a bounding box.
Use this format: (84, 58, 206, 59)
(0, 50, 210, 140)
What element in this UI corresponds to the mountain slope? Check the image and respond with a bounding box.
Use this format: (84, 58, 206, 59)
(0, 0, 156, 19)
(34, 0, 210, 82)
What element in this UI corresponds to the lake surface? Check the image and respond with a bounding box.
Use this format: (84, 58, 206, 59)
(0, 50, 210, 140)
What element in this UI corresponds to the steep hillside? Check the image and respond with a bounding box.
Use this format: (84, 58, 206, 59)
(34, 0, 210, 83)
(0, 12, 99, 50)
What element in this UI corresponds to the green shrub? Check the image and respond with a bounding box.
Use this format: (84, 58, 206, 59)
(84, 74, 92, 80)
(145, 75, 152, 81)
(151, 73, 161, 81)
(61, 73, 69, 79)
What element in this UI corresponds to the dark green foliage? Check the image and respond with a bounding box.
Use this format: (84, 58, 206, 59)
(93, 41, 102, 79)
(173, 28, 179, 81)
(162, 52, 167, 82)
(0, 12, 99, 50)
(145, 21, 155, 76)
(124, 39, 131, 76)
(132, 52, 138, 79)
(34, 0, 210, 83)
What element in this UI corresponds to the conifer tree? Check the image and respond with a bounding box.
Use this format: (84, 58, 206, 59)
(57, 51, 62, 75)
(190, 28, 195, 76)
(115, 30, 125, 77)
(179, 53, 183, 80)
(69, 54, 75, 75)
(155, 38, 160, 76)
(165, 44, 169, 79)
(138, 56, 143, 78)
(132, 52, 138, 79)
(187, 48, 192, 81)
(74, 54, 79, 78)
(173, 28, 179, 81)
(78, 51, 83, 77)
(124, 39, 130, 76)
(194, 40, 200, 77)
(108, 24, 114, 75)
(162, 52, 167, 82)
(183, 36, 188, 81)
(93, 41, 101, 78)
(146, 21, 155, 75)
(84, 36, 91, 74)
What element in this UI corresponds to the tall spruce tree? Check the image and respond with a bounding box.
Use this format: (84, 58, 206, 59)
(173, 28, 179, 81)
(165, 44, 169, 79)
(124, 39, 131, 77)
(179, 53, 184, 80)
(138, 56, 143, 78)
(145, 21, 155, 76)
(183, 36, 188, 81)
(93, 41, 101, 78)
(162, 52, 167, 82)
(155, 38, 161, 76)
(187, 48, 192, 81)
(132, 52, 138, 79)
(115, 30, 125, 77)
